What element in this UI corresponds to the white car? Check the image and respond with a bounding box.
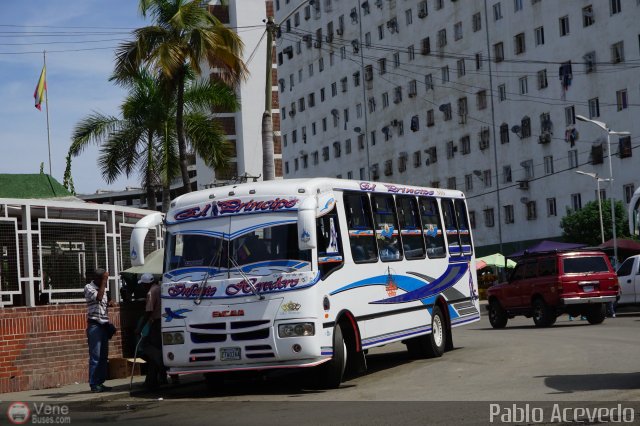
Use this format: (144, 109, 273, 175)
(616, 255, 640, 305)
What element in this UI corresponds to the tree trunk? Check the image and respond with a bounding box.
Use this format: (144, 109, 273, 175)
(176, 71, 192, 192)
(146, 130, 157, 211)
(262, 111, 275, 180)
(162, 181, 171, 213)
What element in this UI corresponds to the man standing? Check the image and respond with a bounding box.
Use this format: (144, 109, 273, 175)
(84, 268, 113, 393)
(136, 273, 167, 389)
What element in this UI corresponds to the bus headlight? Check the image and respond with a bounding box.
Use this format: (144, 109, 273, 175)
(278, 323, 315, 338)
(162, 332, 185, 345)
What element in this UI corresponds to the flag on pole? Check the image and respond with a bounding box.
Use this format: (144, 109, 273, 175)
(33, 65, 47, 110)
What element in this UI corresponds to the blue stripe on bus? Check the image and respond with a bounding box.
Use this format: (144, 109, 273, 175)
(362, 325, 432, 348)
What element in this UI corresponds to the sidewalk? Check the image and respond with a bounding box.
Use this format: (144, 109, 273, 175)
(0, 376, 147, 403)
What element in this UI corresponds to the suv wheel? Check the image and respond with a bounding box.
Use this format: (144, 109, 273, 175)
(585, 303, 606, 325)
(532, 298, 556, 327)
(488, 300, 508, 329)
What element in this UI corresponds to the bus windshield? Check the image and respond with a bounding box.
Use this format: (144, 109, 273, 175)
(166, 223, 311, 272)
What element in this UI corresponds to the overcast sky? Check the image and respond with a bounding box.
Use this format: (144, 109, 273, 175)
(0, 1, 148, 194)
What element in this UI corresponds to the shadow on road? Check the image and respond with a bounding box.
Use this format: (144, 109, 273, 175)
(538, 372, 640, 394)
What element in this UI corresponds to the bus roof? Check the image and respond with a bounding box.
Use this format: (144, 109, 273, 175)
(169, 178, 466, 216)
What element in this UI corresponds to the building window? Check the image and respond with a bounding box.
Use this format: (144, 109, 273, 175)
(588, 97, 600, 118)
(493, 2, 502, 21)
(484, 208, 495, 228)
(504, 205, 514, 224)
(559, 15, 569, 37)
(498, 84, 506, 101)
(514, 33, 525, 55)
(320, 88, 325, 102)
(461, 135, 471, 154)
(611, 41, 625, 63)
(368, 97, 376, 113)
(544, 155, 554, 175)
(365, 32, 371, 47)
(408, 45, 415, 61)
(521, 116, 531, 137)
(475, 52, 483, 70)
(583, 5, 594, 27)
(322, 147, 330, 161)
(441, 66, 449, 83)
(333, 141, 341, 158)
(584, 51, 596, 73)
(565, 105, 575, 126)
(534, 26, 545, 46)
(500, 123, 509, 144)
(619, 136, 632, 158)
(624, 184, 635, 203)
(413, 151, 421, 168)
(616, 89, 628, 111)
(503, 165, 512, 183)
(610, 0, 621, 15)
(425, 74, 434, 91)
(446, 140, 456, 159)
(494, 42, 504, 62)
(421, 37, 431, 55)
(537, 69, 548, 89)
(526, 201, 537, 220)
(447, 176, 456, 190)
(547, 198, 557, 217)
(435, 0, 443, 10)
(519, 76, 528, 94)
(469, 211, 476, 229)
(378, 24, 384, 40)
(457, 59, 466, 78)
(483, 170, 492, 188)
(571, 193, 582, 211)
(454, 21, 463, 41)
(465, 174, 473, 192)
(441, 103, 452, 121)
(405, 8, 413, 25)
(393, 51, 400, 68)
(378, 58, 387, 75)
(382, 92, 389, 108)
(476, 90, 487, 110)
(437, 29, 447, 48)
(568, 149, 578, 169)
(427, 109, 435, 126)
(312, 151, 319, 165)
(514, 0, 522, 11)
(523, 159, 534, 179)
(472, 12, 482, 32)
(331, 82, 337, 97)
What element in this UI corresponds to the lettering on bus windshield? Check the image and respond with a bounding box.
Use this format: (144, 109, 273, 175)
(173, 198, 299, 222)
(359, 182, 435, 196)
(165, 277, 302, 299)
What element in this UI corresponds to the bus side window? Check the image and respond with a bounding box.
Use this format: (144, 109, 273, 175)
(316, 209, 344, 278)
(344, 192, 378, 263)
(397, 196, 426, 260)
(371, 194, 403, 262)
(419, 197, 446, 259)
(441, 199, 462, 256)
(454, 199, 473, 255)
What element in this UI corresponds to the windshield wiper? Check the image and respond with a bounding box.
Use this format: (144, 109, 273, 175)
(228, 255, 264, 301)
(194, 240, 225, 306)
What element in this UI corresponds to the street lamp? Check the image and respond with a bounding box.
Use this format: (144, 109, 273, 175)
(575, 115, 631, 264)
(575, 170, 610, 244)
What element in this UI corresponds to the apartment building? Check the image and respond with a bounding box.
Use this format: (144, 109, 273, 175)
(275, 0, 640, 253)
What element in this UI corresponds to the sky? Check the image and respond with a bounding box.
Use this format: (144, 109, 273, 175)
(0, 1, 149, 194)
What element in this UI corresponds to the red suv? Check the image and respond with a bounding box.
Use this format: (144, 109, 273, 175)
(487, 250, 619, 328)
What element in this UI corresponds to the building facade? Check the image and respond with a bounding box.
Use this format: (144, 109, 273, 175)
(199, 0, 283, 187)
(275, 0, 639, 254)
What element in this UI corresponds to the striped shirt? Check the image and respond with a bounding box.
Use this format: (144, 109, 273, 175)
(84, 281, 109, 324)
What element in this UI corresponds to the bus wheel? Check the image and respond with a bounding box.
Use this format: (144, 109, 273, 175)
(425, 306, 446, 358)
(406, 306, 447, 359)
(318, 323, 346, 389)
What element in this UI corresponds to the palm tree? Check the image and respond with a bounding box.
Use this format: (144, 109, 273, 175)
(70, 68, 239, 211)
(113, 0, 248, 193)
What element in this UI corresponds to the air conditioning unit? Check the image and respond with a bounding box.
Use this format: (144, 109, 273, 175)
(390, 119, 400, 127)
(418, 10, 427, 18)
(518, 180, 530, 190)
(425, 158, 431, 166)
(375, 0, 382, 9)
(538, 132, 551, 144)
(289, 110, 296, 117)
(479, 140, 489, 150)
(314, 41, 322, 48)
(336, 28, 344, 36)
(326, 34, 333, 43)
(458, 114, 467, 124)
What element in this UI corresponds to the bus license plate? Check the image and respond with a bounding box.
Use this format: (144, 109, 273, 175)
(220, 347, 241, 361)
(583, 285, 594, 292)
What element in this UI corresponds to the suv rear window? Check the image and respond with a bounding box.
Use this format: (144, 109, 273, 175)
(562, 256, 609, 273)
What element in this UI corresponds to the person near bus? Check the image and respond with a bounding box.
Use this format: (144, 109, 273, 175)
(135, 273, 168, 389)
(84, 268, 114, 393)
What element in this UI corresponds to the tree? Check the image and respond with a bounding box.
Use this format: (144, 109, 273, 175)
(113, 0, 248, 193)
(560, 199, 629, 246)
(70, 68, 238, 211)
(62, 151, 76, 195)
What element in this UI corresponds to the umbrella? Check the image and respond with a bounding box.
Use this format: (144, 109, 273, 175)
(122, 248, 164, 276)
(475, 260, 487, 270)
(477, 253, 516, 268)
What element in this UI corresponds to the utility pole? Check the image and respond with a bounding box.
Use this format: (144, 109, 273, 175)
(261, 16, 277, 181)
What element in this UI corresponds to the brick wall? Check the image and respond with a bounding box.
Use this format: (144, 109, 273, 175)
(0, 304, 124, 393)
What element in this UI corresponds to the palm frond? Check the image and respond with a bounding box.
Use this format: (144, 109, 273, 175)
(183, 79, 239, 113)
(184, 112, 230, 169)
(97, 124, 144, 183)
(70, 113, 122, 156)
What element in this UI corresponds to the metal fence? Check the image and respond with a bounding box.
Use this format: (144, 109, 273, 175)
(0, 199, 161, 307)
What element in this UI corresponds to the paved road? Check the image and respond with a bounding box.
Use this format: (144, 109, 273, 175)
(6, 308, 640, 425)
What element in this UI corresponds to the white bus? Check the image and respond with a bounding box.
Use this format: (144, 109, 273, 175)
(629, 186, 640, 237)
(131, 178, 480, 387)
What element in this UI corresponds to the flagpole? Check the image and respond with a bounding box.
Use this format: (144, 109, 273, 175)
(43, 50, 52, 176)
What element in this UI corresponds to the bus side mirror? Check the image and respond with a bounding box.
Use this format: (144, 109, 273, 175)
(298, 198, 317, 250)
(130, 212, 164, 266)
